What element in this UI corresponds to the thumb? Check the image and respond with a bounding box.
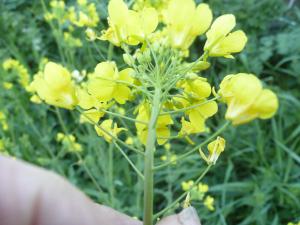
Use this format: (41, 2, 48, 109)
(157, 207, 201, 225)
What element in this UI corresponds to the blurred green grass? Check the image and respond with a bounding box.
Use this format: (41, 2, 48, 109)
(0, 0, 300, 224)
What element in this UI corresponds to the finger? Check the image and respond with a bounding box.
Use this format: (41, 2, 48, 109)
(0, 156, 142, 225)
(157, 207, 201, 225)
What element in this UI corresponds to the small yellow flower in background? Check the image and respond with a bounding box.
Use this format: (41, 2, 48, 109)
(30, 62, 78, 109)
(95, 119, 125, 143)
(198, 183, 209, 193)
(163, 0, 212, 50)
(204, 14, 247, 58)
(3, 82, 13, 90)
(68, 1, 100, 28)
(0, 139, 10, 156)
(181, 180, 211, 205)
(85, 28, 97, 41)
(160, 153, 177, 164)
(3, 59, 31, 90)
(218, 73, 278, 125)
(200, 136, 226, 165)
(50, 0, 65, 9)
(47, 0, 66, 24)
(87, 61, 134, 104)
(204, 195, 215, 211)
(56, 132, 83, 153)
(0, 139, 4, 151)
(0, 112, 8, 131)
(135, 103, 173, 145)
(164, 143, 171, 151)
(182, 180, 195, 191)
(30, 95, 43, 104)
(100, 0, 158, 46)
(125, 137, 134, 145)
(63, 32, 83, 47)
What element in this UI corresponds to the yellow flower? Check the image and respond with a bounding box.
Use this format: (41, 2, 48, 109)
(56, 132, 83, 153)
(125, 137, 134, 145)
(87, 61, 134, 104)
(177, 75, 212, 100)
(181, 180, 194, 191)
(133, 0, 169, 20)
(198, 183, 209, 193)
(176, 77, 218, 135)
(135, 103, 173, 145)
(186, 100, 218, 134)
(3, 59, 30, 89)
(200, 136, 226, 165)
(100, 0, 158, 46)
(68, 2, 99, 28)
(218, 73, 278, 125)
(0, 112, 8, 131)
(204, 14, 247, 58)
(3, 82, 13, 90)
(95, 119, 125, 142)
(63, 32, 82, 47)
(30, 62, 78, 109)
(164, 0, 212, 50)
(160, 154, 177, 164)
(76, 87, 107, 124)
(204, 195, 215, 211)
(30, 95, 43, 104)
(85, 28, 97, 41)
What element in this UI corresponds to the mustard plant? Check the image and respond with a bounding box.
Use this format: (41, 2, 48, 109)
(15, 0, 280, 224)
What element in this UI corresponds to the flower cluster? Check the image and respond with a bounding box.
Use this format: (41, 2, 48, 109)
(182, 180, 215, 211)
(27, 0, 278, 149)
(2, 59, 31, 90)
(288, 222, 300, 225)
(56, 132, 82, 153)
(218, 73, 278, 125)
(0, 112, 8, 131)
(45, 0, 99, 28)
(44, 0, 100, 48)
(24, 0, 280, 219)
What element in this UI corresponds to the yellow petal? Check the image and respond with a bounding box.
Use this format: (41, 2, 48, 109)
(209, 30, 247, 57)
(204, 14, 236, 51)
(141, 7, 158, 35)
(157, 127, 170, 145)
(108, 0, 128, 26)
(251, 89, 279, 119)
(113, 84, 131, 104)
(192, 3, 213, 35)
(188, 109, 206, 133)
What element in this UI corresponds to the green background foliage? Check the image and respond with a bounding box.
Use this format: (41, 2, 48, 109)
(0, 0, 299, 224)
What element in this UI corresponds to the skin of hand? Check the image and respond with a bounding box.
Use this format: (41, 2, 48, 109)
(0, 156, 201, 225)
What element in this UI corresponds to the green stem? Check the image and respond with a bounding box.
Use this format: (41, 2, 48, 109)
(77, 108, 144, 155)
(107, 43, 114, 60)
(154, 165, 212, 219)
(100, 108, 148, 125)
(154, 121, 230, 170)
(114, 142, 144, 180)
(108, 143, 114, 206)
(144, 88, 161, 225)
(55, 107, 103, 194)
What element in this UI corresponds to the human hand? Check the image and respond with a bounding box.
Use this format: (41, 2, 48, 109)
(0, 156, 201, 225)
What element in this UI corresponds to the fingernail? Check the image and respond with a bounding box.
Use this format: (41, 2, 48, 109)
(178, 207, 201, 225)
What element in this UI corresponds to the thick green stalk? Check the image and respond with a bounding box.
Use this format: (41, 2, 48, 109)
(144, 88, 161, 225)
